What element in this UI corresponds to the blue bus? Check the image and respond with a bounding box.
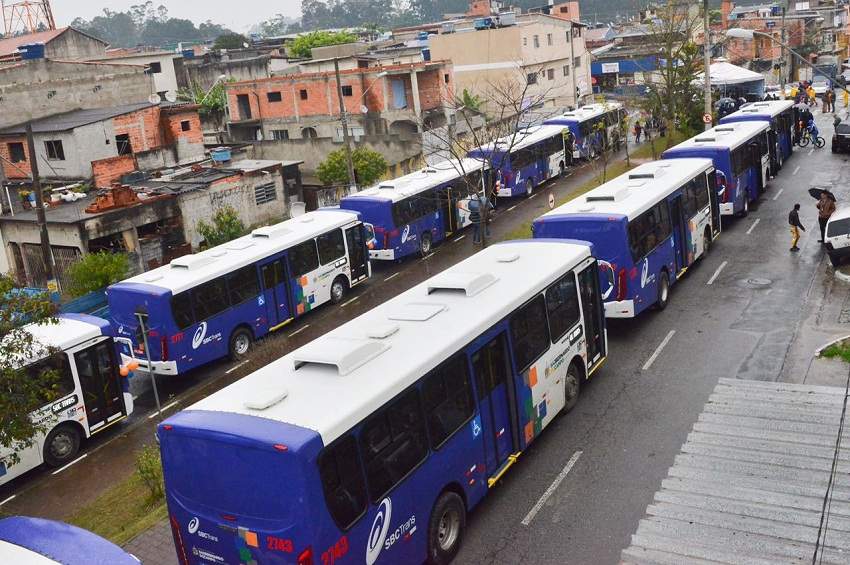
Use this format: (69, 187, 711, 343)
(107, 210, 371, 376)
(467, 124, 569, 198)
(533, 159, 720, 318)
(719, 99, 795, 177)
(662, 121, 770, 218)
(159, 240, 607, 565)
(543, 102, 626, 160)
(0, 516, 140, 564)
(340, 158, 488, 261)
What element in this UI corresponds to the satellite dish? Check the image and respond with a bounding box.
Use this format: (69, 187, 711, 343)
(164, 91, 178, 103)
(290, 202, 307, 218)
(243, 42, 250, 49)
(148, 93, 162, 105)
(360, 105, 368, 114)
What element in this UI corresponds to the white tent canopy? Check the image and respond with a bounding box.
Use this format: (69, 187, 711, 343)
(697, 60, 764, 86)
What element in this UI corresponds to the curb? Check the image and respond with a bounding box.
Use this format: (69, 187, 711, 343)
(815, 334, 850, 358)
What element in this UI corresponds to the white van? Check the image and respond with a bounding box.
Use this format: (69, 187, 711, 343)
(825, 207, 850, 266)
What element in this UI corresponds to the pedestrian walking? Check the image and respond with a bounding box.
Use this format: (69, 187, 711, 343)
(817, 191, 836, 242)
(659, 121, 667, 137)
(823, 91, 830, 112)
(468, 194, 482, 244)
(789, 203, 805, 252)
(634, 121, 642, 143)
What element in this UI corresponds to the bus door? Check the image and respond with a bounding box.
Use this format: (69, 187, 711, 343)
(259, 257, 292, 329)
(707, 170, 721, 238)
(747, 142, 764, 196)
(767, 127, 780, 174)
(470, 331, 517, 478)
(668, 195, 689, 274)
(72, 338, 125, 433)
(578, 263, 606, 369)
(345, 224, 369, 283)
(439, 186, 459, 235)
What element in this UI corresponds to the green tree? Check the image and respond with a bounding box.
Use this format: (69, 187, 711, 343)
(178, 78, 232, 116)
(317, 147, 388, 187)
(213, 32, 248, 50)
(197, 206, 247, 248)
(461, 89, 482, 113)
(0, 276, 59, 465)
(66, 252, 130, 298)
(287, 30, 358, 59)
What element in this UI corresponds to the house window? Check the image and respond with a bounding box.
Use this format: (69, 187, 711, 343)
(272, 129, 290, 140)
(300, 89, 308, 100)
(523, 37, 527, 46)
(547, 33, 553, 46)
(444, 73, 450, 84)
(115, 134, 132, 156)
(574, 27, 582, 38)
(254, 183, 277, 205)
(180, 120, 191, 132)
(148, 61, 162, 74)
(341, 85, 353, 97)
(267, 91, 282, 102)
(44, 140, 65, 161)
(527, 73, 538, 85)
(548, 69, 555, 81)
(533, 35, 540, 48)
(8, 142, 25, 163)
(563, 65, 570, 77)
(574, 56, 581, 68)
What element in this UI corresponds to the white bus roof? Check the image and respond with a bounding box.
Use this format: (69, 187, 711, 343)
(186, 240, 593, 446)
(545, 102, 624, 124)
(117, 210, 360, 295)
(540, 158, 715, 221)
(726, 99, 794, 119)
(10, 316, 104, 367)
(476, 124, 567, 154)
(665, 120, 769, 152)
(347, 157, 486, 203)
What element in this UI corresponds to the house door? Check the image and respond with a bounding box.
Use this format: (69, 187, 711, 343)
(236, 94, 252, 120)
(470, 332, 515, 476)
(260, 257, 292, 329)
(73, 339, 125, 433)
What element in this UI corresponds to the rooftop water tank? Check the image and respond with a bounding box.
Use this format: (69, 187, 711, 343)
(210, 147, 232, 163)
(18, 43, 45, 60)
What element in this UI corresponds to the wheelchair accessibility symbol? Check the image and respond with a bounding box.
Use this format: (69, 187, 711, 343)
(471, 415, 482, 438)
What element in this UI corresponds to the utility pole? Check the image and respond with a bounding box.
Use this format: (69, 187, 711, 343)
(781, 6, 787, 97)
(568, 22, 577, 109)
(703, 0, 712, 131)
(25, 123, 57, 295)
(333, 58, 358, 193)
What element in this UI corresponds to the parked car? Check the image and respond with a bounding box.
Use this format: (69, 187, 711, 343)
(811, 77, 832, 96)
(832, 122, 850, 153)
(825, 207, 850, 266)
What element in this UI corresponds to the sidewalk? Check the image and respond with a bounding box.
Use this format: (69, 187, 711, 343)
(124, 520, 177, 565)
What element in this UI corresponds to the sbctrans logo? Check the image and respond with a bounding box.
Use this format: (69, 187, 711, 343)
(366, 497, 392, 565)
(188, 517, 200, 534)
(192, 322, 208, 350)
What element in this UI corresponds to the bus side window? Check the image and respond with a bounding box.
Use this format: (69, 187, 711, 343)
(695, 174, 710, 209)
(289, 240, 319, 278)
(545, 273, 580, 342)
(509, 295, 551, 372)
(171, 293, 195, 330)
(421, 353, 475, 449)
(654, 202, 671, 242)
(27, 353, 74, 399)
(226, 265, 261, 306)
(317, 229, 346, 265)
(192, 277, 229, 320)
(318, 435, 368, 531)
(682, 179, 698, 218)
(359, 388, 428, 502)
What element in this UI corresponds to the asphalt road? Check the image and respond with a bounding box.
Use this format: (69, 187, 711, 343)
(2, 109, 846, 565)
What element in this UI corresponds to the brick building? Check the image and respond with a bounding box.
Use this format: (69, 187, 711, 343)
(0, 102, 205, 187)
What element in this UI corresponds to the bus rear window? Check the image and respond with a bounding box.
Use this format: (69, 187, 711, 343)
(162, 434, 298, 522)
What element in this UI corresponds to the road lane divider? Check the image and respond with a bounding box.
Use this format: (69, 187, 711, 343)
(288, 324, 310, 338)
(507, 205, 517, 212)
(0, 495, 15, 506)
(773, 188, 784, 201)
(383, 272, 400, 282)
(793, 166, 800, 175)
(340, 296, 359, 308)
(52, 454, 88, 476)
(707, 261, 728, 286)
(521, 450, 583, 526)
(642, 330, 676, 371)
(746, 218, 760, 235)
(148, 399, 181, 419)
(225, 360, 249, 375)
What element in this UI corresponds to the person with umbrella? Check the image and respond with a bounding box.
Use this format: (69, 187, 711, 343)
(813, 189, 837, 242)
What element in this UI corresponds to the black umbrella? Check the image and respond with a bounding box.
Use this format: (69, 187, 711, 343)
(809, 188, 836, 201)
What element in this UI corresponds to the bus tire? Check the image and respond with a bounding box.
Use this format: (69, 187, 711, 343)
(43, 424, 81, 468)
(656, 271, 670, 310)
(420, 232, 433, 257)
(563, 361, 581, 413)
(525, 179, 534, 197)
(427, 491, 466, 565)
(330, 276, 348, 304)
(228, 327, 253, 361)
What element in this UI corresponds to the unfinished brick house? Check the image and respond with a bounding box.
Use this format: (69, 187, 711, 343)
(0, 101, 205, 187)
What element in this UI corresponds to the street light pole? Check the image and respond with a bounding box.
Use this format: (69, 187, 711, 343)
(780, 6, 787, 97)
(333, 58, 358, 193)
(25, 123, 57, 295)
(703, 0, 712, 131)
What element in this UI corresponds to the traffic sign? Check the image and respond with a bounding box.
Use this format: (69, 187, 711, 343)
(548, 193, 556, 209)
(702, 113, 713, 124)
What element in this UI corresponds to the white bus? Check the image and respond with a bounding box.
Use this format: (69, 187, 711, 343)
(108, 210, 372, 377)
(1, 315, 133, 487)
(158, 240, 607, 565)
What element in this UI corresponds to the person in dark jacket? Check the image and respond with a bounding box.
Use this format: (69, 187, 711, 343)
(789, 203, 805, 252)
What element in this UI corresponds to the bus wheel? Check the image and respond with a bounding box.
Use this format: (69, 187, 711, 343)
(330, 276, 348, 304)
(228, 328, 253, 361)
(420, 233, 433, 257)
(656, 271, 670, 310)
(525, 179, 534, 197)
(43, 425, 81, 467)
(564, 362, 581, 413)
(427, 491, 466, 565)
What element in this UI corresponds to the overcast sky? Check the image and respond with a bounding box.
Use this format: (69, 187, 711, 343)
(53, 0, 302, 32)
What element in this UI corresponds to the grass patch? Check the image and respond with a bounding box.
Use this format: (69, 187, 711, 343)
(67, 466, 167, 546)
(821, 340, 850, 363)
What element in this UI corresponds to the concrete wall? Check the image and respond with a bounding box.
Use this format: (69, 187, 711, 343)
(45, 29, 108, 60)
(0, 59, 153, 129)
(181, 56, 270, 90)
(91, 53, 181, 95)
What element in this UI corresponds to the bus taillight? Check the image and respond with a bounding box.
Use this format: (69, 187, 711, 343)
(617, 268, 627, 302)
(169, 515, 189, 565)
(161, 336, 169, 361)
(297, 547, 314, 565)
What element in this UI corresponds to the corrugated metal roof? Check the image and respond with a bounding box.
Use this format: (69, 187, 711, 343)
(0, 102, 155, 135)
(622, 378, 850, 565)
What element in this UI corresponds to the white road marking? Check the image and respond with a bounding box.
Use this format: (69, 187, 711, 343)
(340, 296, 359, 308)
(383, 272, 400, 282)
(521, 450, 583, 526)
(746, 218, 761, 235)
(225, 360, 249, 375)
(707, 260, 728, 286)
(454, 235, 466, 242)
(642, 330, 676, 371)
(148, 400, 181, 419)
(508, 205, 517, 212)
(288, 325, 310, 338)
(808, 148, 815, 156)
(773, 188, 784, 201)
(52, 454, 88, 476)
(529, 194, 538, 199)
(0, 495, 15, 506)
(793, 165, 801, 175)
